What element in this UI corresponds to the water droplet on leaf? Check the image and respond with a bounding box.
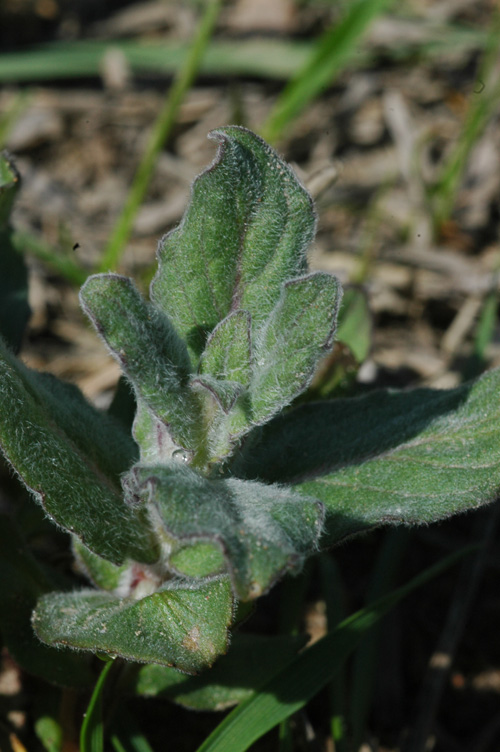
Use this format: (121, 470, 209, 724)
(172, 449, 189, 463)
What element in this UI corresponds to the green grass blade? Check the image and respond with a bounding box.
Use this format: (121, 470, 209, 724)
(80, 659, 115, 752)
(196, 545, 475, 752)
(98, 0, 222, 273)
(463, 285, 499, 380)
(349, 530, 409, 750)
(0, 25, 490, 85)
(0, 39, 309, 83)
(261, 0, 396, 144)
(474, 288, 498, 361)
(319, 554, 347, 752)
(431, 12, 500, 229)
(11, 229, 87, 285)
(277, 565, 312, 752)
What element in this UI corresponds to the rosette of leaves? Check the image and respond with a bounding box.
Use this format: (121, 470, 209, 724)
(1, 128, 500, 686)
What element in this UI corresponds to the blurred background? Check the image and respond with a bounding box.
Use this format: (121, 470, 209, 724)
(1, 1, 500, 751)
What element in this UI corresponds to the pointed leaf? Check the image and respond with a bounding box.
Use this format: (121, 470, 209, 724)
(234, 368, 500, 546)
(0, 515, 93, 687)
(80, 273, 201, 453)
(251, 271, 342, 423)
(0, 338, 156, 565)
(200, 310, 252, 385)
(192, 311, 254, 461)
(32, 576, 233, 674)
(150, 126, 315, 360)
(131, 633, 307, 710)
(129, 463, 324, 600)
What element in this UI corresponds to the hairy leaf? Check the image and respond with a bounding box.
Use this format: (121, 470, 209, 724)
(128, 462, 324, 600)
(193, 311, 253, 457)
(150, 126, 315, 361)
(0, 338, 156, 565)
(199, 310, 252, 386)
(191, 375, 245, 415)
(132, 400, 183, 465)
(191, 376, 250, 464)
(33, 576, 233, 674)
(80, 273, 201, 454)
(251, 271, 342, 423)
(233, 368, 500, 545)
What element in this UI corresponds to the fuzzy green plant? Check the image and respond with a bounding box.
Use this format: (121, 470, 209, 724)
(1, 129, 500, 694)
